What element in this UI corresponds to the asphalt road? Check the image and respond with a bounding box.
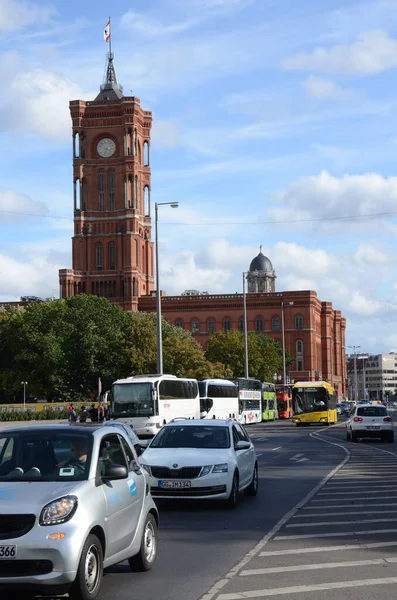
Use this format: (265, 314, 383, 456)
(96, 420, 347, 600)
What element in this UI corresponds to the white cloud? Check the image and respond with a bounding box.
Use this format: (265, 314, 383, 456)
(0, 65, 92, 141)
(353, 243, 390, 267)
(0, 252, 62, 300)
(303, 75, 357, 100)
(0, 0, 56, 34)
(120, 0, 255, 38)
(0, 190, 48, 223)
(151, 119, 182, 148)
(267, 170, 397, 224)
(272, 242, 340, 277)
(283, 30, 397, 75)
(161, 250, 231, 296)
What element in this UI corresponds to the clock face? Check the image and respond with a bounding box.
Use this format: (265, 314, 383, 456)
(97, 137, 116, 158)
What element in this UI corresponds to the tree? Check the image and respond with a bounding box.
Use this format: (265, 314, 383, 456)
(205, 330, 295, 382)
(0, 295, 130, 399)
(124, 312, 228, 379)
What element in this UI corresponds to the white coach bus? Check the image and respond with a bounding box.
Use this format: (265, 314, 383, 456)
(110, 374, 200, 437)
(198, 379, 239, 420)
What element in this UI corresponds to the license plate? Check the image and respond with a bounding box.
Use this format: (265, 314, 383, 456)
(0, 545, 16, 559)
(366, 426, 380, 430)
(158, 480, 191, 489)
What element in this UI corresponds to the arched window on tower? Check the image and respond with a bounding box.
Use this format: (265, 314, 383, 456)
(109, 243, 116, 269)
(96, 244, 103, 270)
(207, 318, 215, 334)
(239, 316, 245, 332)
(272, 316, 280, 331)
(223, 318, 231, 333)
(98, 169, 105, 211)
(74, 178, 81, 211)
(108, 169, 115, 211)
(256, 316, 263, 332)
(192, 319, 199, 334)
(144, 186, 150, 216)
(296, 340, 304, 371)
(133, 129, 138, 156)
(134, 176, 138, 210)
(143, 141, 150, 166)
(295, 315, 303, 330)
(74, 132, 80, 158)
(175, 319, 184, 328)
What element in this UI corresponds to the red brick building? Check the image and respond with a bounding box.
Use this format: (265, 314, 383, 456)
(58, 52, 154, 310)
(54, 52, 347, 397)
(139, 288, 347, 398)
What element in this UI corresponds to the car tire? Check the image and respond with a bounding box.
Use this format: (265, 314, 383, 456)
(227, 471, 239, 508)
(346, 430, 350, 441)
(351, 431, 358, 443)
(128, 513, 158, 572)
(69, 534, 103, 600)
(245, 463, 258, 497)
(388, 432, 395, 443)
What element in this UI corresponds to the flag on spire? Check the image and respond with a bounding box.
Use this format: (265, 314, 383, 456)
(104, 20, 110, 42)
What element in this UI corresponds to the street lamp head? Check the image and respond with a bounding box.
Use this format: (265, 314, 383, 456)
(170, 202, 179, 208)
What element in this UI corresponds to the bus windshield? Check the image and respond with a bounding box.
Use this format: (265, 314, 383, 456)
(112, 382, 155, 417)
(278, 400, 287, 411)
(293, 387, 328, 414)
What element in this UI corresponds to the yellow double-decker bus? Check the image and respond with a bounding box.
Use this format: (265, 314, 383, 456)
(292, 381, 337, 426)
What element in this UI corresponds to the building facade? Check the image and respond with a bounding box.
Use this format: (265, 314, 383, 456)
(139, 289, 347, 398)
(58, 51, 154, 310)
(347, 353, 397, 401)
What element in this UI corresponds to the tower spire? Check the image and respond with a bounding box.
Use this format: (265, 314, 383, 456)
(96, 17, 124, 101)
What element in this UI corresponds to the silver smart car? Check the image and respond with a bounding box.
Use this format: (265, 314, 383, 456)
(0, 423, 159, 599)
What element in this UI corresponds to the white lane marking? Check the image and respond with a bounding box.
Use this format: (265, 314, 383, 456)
(317, 488, 397, 495)
(259, 540, 397, 556)
(286, 517, 397, 528)
(323, 484, 397, 490)
(255, 437, 268, 442)
(272, 446, 282, 451)
(256, 453, 264, 458)
(311, 496, 397, 503)
(217, 577, 397, 599)
(198, 424, 348, 600)
(293, 509, 397, 516)
(260, 540, 397, 556)
(240, 557, 397, 576)
(290, 453, 303, 460)
(274, 527, 397, 540)
(301, 502, 397, 509)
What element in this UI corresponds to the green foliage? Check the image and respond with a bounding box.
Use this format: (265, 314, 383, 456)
(205, 330, 295, 382)
(0, 409, 68, 422)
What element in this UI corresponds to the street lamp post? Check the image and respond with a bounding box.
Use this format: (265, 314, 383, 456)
(242, 272, 249, 378)
(155, 201, 179, 375)
(21, 381, 27, 410)
(281, 301, 294, 385)
(348, 345, 360, 403)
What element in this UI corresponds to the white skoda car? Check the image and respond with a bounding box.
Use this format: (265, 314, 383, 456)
(139, 419, 258, 507)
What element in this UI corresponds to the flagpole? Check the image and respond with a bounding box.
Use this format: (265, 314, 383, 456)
(108, 16, 112, 57)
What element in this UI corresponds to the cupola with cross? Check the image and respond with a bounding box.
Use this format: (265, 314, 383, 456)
(246, 246, 277, 293)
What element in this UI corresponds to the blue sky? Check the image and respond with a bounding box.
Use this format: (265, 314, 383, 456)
(1, 0, 397, 353)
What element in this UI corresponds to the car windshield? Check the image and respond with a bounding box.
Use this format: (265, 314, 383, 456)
(357, 406, 387, 417)
(0, 430, 93, 482)
(150, 425, 231, 449)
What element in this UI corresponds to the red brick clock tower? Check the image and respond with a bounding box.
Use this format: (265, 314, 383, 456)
(59, 51, 154, 310)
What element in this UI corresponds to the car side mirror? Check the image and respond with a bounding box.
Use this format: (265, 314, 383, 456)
(235, 440, 251, 451)
(103, 464, 128, 480)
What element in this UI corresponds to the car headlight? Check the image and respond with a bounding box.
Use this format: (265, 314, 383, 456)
(213, 463, 228, 473)
(39, 495, 78, 526)
(141, 464, 151, 475)
(200, 465, 212, 477)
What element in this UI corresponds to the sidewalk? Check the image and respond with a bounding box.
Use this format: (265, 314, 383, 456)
(0, 419, 67, 429)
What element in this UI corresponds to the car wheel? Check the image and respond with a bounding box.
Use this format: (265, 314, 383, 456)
(346, 430, 350, 441)
(227, 471, 239, 508)
(69, 534, 103, 600)
(388, 432, 395, 443)
(245, 463, 258, 497)
(128, 513, 158, 572)
(351, 431, 358, 443)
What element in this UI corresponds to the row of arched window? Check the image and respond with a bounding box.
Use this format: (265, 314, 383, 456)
(73, 131, 150, 166)
(175, 315, 305, 333)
